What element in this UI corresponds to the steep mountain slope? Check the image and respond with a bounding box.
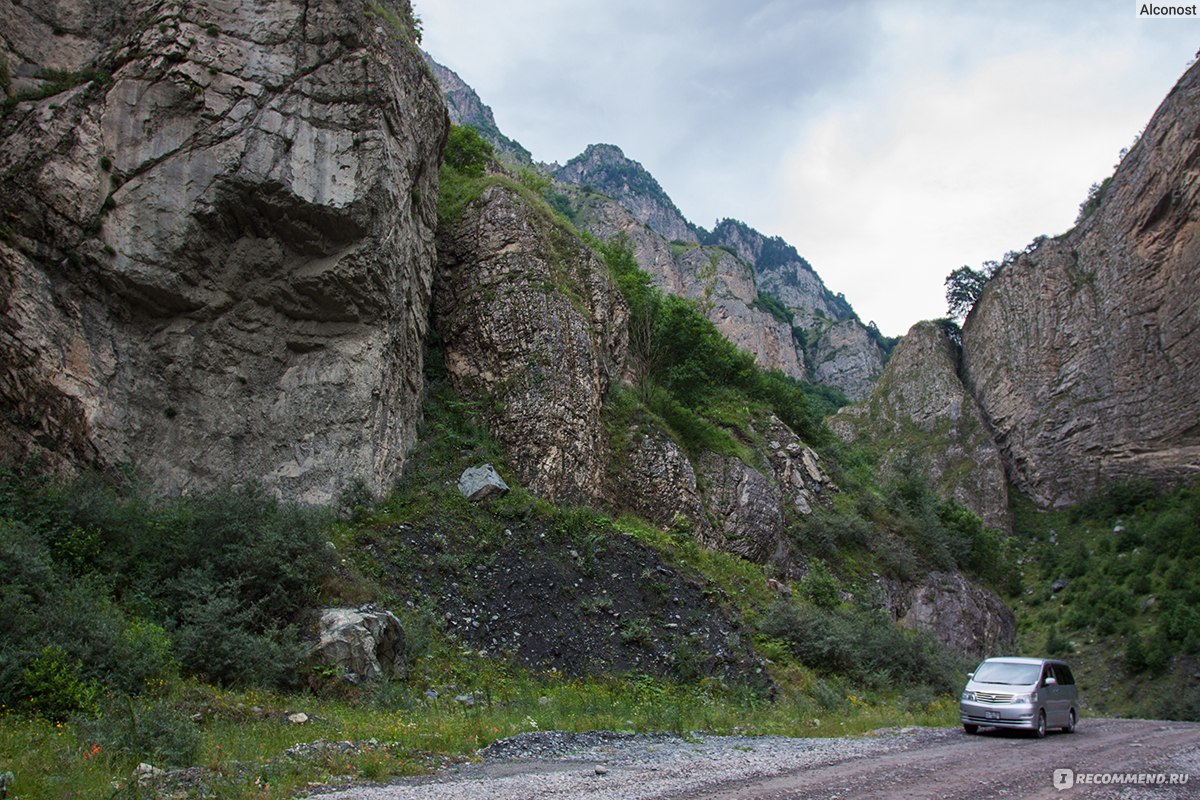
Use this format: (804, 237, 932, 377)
(422, 54, 531, 165)
(704, 218, 889, 400)
(554, 146, 888, 400)
(0, 0, 446, 504)
(962, 60, 1200, 508)
(423, 54, 889, 400)
(831, 321, 1010, 531)
(555, 144, 696, 244)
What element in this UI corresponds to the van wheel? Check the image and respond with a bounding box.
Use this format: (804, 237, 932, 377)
(1034, 711, 1047, 739)
(963, 724, 978, 735)
(1063, 709, 1076, 733)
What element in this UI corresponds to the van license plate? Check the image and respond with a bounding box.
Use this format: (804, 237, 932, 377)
(985, 711, 999, 720)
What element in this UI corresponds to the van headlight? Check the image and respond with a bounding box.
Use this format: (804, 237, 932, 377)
(1012, 692, 1036, 704)
(961, 690, 975, 701)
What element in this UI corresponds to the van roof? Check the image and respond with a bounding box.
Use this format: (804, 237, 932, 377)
(981, 656, 1057, 665)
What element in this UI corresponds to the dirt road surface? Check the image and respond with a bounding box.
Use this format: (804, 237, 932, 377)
(310, 718, 1200, 800)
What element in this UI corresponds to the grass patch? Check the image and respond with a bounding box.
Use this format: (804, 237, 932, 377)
(0, 669, 958, 799)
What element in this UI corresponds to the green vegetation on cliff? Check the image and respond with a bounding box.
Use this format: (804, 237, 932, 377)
(1010, 481, 1200, 720)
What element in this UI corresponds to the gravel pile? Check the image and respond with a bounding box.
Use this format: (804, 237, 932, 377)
(309, 726, 953, 799)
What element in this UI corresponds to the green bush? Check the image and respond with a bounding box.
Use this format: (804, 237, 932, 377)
(759, 601, 962, 692)
(0, 467, 333, 693)
(78, 696, 201, 767)
(443, 125, 493, 177)
(21, 646, 99, 720)
(801, 561, 841, 609)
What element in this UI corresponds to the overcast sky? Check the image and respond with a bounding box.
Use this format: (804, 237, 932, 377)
(419, 1, 1197, 336)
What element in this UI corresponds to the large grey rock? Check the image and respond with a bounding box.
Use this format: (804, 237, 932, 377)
(314, 606, 406, 683)
(0, 0, 446, 504)
(458, 463, 509, 501)
(883, 572, 1015, 659)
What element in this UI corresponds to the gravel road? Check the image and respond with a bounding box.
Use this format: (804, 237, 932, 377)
(309, 718, 1200, 800)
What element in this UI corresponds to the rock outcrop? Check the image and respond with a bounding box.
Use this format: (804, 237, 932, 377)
(832, 321, 1010, 531)
(697, 452, 788, 565)
(608, 426, 719, 548)
(314, 606, 406, 683)
(0, 0, 446, 503)
(962, 61, 1200, 508)
(883, 572, 1016, 658)
(611, 413, 836, 571)
(435, 183, 628, 505)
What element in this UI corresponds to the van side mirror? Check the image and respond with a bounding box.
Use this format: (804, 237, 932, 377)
(1045, 676, 1058, 686)
(967, 673, 974, 680)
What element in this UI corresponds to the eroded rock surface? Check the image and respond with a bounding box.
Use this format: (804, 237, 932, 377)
(962, 61, 1200, 508)
(883, 572, 1016, 658)
(435, 183, 628, 505)
(314, 606, 406, 683)
(0, 0, 446, 503)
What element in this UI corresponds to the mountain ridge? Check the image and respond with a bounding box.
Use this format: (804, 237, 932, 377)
(422, 50, 890, 400)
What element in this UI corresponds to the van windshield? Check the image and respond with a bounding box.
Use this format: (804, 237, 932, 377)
(973, 661, 1041, 685)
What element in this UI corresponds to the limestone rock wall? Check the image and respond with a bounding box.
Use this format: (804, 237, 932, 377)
(883, 571, 1016, 659)
(0, 0, 447, 503)
(434, 183, 628, 505)
(962, 61, 1200, 508)
(553, 144, 695, 244)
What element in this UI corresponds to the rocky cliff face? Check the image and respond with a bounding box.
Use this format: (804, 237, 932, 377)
(0, 0, 446, 503)
(421, 54, 531, 165)
(705, 219, 888, 400)
(831, 321, 1010, 531)
(962, 61, 1200, 508)
(565, 189, 809, 381)
(434, 183, 628, 505)
(882, 572, 1015, 658)
(433, 176, 837, 566)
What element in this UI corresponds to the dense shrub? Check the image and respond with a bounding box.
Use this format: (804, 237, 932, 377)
(442, 124, 493, 177)
(77, 696, 202, 767)
(20, 646, 99, 720)
(883, 473, 1007, 586)
(0, 467, 332, 694)
(760, 601, 963, 692)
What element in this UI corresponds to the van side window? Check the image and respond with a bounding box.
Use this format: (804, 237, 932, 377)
(1055, 665, 1075, 685)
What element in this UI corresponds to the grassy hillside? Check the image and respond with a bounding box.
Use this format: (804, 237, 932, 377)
(1007, 481, 1200, 720)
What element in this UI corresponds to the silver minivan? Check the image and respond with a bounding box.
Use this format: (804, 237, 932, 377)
(959, 656, 1078, 737)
